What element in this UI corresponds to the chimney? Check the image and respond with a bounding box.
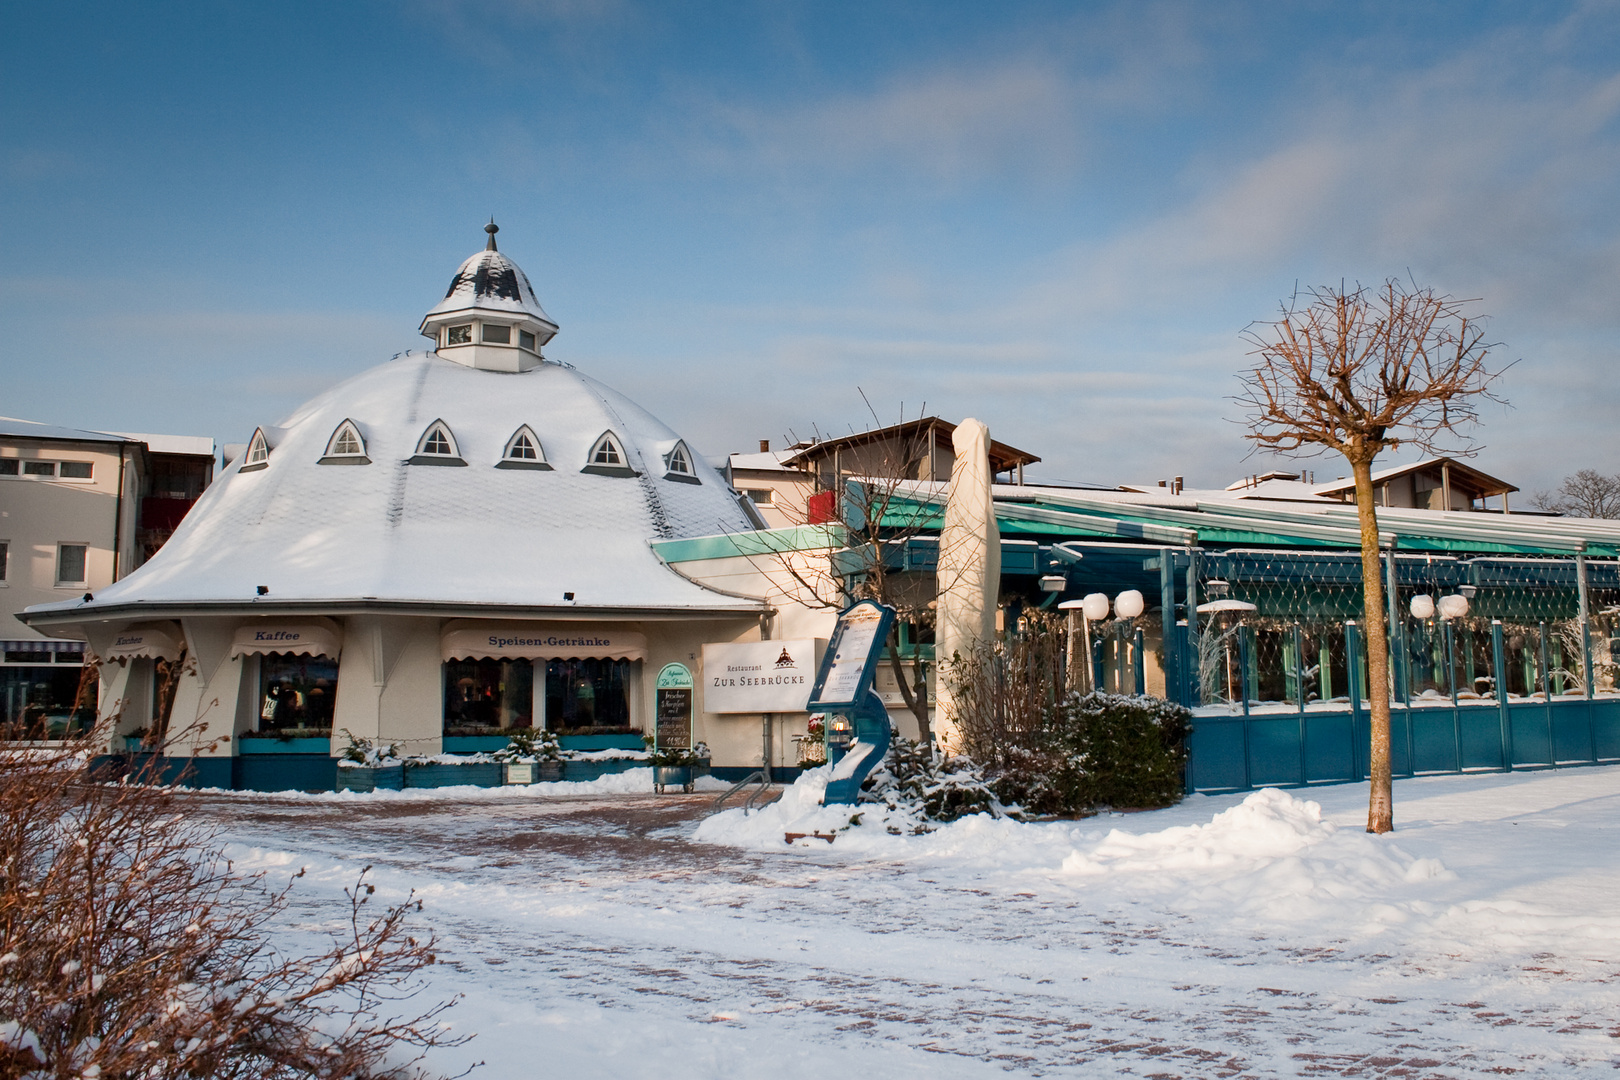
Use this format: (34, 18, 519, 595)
(1173, 475, 1183, 494)
(759, 439, 770, 453)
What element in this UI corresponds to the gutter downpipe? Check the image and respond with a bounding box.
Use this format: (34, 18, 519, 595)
(112, 443, 130, 581)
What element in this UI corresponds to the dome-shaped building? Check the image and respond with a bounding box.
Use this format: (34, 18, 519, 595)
(22, 227, 804, 789)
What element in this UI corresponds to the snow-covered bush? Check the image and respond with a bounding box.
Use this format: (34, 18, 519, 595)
(987, 692, 1192, 814)
(493, 728, 561, 762)
(337, 728, 399, 767)
(860, 738, 1012, 828)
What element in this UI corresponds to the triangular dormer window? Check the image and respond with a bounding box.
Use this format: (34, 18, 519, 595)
(581, 431, 638, 477)
(496, 425, 552, 471)
(662, 440, 700, 485)
(408, 420, 467, 467)
(240, 428, 271, 473)
(318, 419, 371, 465)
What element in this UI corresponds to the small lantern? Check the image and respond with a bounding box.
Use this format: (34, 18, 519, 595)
(1409, 594, 1435, 620)
(1114, 589, 1145, 620)
(1081, 592, 1110, 621)
(827, 715, 854, 753)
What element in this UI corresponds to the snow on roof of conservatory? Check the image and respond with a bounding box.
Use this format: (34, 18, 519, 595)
(35, 352, 761, 616)
(420, 222, 558, 332)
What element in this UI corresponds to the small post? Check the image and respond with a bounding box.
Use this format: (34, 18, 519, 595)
(1491, 621, 1512, 771)
(1293, 620, 1307, 784)
(762, 713, 774, 785)
(1540, 620, 1554, 762)
(1346, 620, 1362, 779)
(1160, 551, 1178, 702)
(1576, 550, 1594, 700)
(1185, 548, 1201, 707)
(1133, 628, 1146, 696)
(1238, 623, 1252, 717)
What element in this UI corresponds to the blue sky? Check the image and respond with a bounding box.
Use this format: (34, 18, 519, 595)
(4, 1, 1619, 495)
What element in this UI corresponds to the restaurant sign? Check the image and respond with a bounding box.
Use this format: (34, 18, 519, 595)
(654, 662, 694, 750)
(701, 639, 818, 714)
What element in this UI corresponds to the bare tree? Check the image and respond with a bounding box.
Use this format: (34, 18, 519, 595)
(0, 733, 469, 1078)
(745, 408, 979, 745)
(1237, 279, 1504, 834)
(1531, 469, 1620, 518)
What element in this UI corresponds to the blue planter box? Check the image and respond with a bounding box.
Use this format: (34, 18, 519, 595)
(403, 762, 504, 789)
(335, 765, 404, 792)
(238, 737, 332, 755)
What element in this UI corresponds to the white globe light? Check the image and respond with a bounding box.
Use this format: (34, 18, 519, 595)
(1114, 589, 1146, 619)
(1437, 594, 1470, 620)
(1409, 594, 1435, 620)
(1081, 592, 1111, 621)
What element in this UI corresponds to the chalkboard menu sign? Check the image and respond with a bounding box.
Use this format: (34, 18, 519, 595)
(654, 663, 694, 751)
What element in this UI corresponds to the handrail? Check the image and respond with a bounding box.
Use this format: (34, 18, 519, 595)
(711, 769, 769, 811)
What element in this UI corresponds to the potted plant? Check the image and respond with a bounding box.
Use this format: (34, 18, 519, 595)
(648, 739, 710, 793)
(493, 728, 563, 783)
(334, 729, 403, 792)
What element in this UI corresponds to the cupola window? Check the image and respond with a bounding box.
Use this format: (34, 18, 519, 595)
(662, 441, 700, 485)
(318, 419, 371, 465)
(408, 420, 467, 467)
(446, 324, 472, 346)
(581, 431, 638, 477)
(240, 428, 271, 473)
(496, 425, 552, 470)
(481, 324, 511, 344)
(519, 329, 536, 351)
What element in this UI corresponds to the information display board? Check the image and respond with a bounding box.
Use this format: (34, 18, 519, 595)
(654, 662, 693, 751)
(807, 601, 896, 712)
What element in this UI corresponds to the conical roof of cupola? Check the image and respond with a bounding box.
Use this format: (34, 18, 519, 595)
(419, 221, 558, 332)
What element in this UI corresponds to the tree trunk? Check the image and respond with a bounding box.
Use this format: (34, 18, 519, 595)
(1352, 458, 1394, 833)
(887, 635, 932, 745)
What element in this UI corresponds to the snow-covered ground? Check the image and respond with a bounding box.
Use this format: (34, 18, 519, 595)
(197, 767, 1620, 1077)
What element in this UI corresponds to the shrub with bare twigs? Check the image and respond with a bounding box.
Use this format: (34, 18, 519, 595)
(0, 734, 470, 1079)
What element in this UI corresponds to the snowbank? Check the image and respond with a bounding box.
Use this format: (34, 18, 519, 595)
(694, 771, 1453, 924)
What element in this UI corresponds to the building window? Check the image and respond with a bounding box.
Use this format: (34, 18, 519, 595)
(446, 324, 472, 345)
(1, 665, 92, 736)
(0, 461, 16, 476)
(319, 419, 370, 465)
(56, 544, 88, 585)
(744, 488, 775, 506)
(407, 420, 467, 466)
(582, 432, 637, 476)
(24, 462, 55, 478)
(443, 658, 534, 732)
(662, 441, 700, 484)
(0, 540, 8, 582)
(545, 658, 632, 731)
(241, 428, 271, 472)
(481, 323, 511, 344)
(519, 329, 536, 351)
(497, 425, 552, 470)
(59, 462, 92, 479)
(257, 653, 338, 732)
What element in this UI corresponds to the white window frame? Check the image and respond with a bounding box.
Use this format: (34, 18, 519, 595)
(409, 420, 467, 467)
(55, 542, 89, 587)
(662, 440, 701, 485)
(57, 461, 94, 482)
(319, 419, 371, 465)
(497, 425, 552, 470)
(445, 323, 473, 346)
(582, 431, 638, 477)
(241, 428, 271, 473)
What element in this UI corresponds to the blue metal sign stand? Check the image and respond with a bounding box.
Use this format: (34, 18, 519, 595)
(807, 600, 896, 804)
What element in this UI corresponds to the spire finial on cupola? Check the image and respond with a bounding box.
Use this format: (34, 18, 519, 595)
(485, 219, 499, 251)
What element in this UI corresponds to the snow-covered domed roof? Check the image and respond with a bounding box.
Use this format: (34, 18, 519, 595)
(62, 353, 760, 615)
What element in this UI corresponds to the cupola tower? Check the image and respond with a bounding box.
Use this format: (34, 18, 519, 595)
(418, 221, 560, 373)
